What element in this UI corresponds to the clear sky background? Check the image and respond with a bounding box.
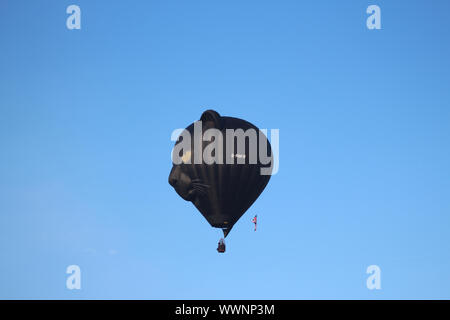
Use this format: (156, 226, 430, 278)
(1, 0, 450, 299)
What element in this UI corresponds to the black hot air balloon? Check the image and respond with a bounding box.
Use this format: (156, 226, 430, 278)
(168, 110, 273, 250)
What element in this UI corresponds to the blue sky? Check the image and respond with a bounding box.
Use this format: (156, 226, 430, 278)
(1, 0, 450, 299)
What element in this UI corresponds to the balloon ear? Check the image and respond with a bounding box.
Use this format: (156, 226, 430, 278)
(200, 110, 223, 130)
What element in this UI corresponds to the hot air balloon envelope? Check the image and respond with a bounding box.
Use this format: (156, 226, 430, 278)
(168, 110, 273, 237)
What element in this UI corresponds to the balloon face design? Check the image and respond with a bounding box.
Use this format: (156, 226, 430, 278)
(168, 164, 196, 201)
(168, 110, 273, 237)
(168, 157, 210, 205)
